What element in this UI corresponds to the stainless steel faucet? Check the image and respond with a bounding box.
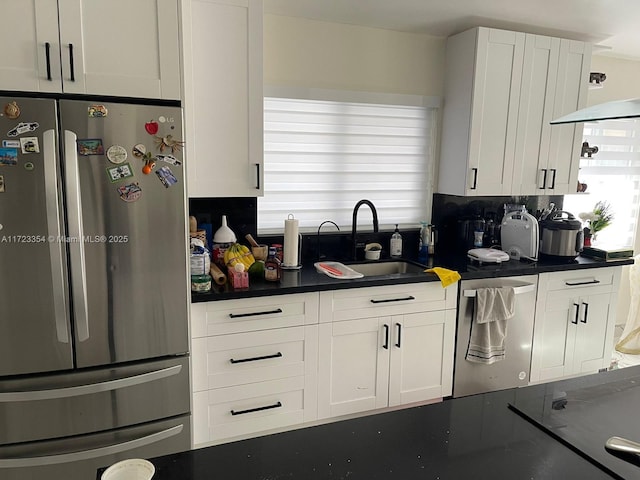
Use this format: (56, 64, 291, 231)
(351, 199, 379, 260)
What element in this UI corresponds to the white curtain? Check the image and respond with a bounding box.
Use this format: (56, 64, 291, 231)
(616, 255, 640, 355)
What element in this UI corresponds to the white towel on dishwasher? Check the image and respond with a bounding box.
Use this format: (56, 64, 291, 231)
(466, 287, 516, 364)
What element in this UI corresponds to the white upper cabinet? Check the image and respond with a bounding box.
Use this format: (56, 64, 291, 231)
(0, 0, 181, 100)
(182, 0, 264, 198)
(438, 27, 591, 197)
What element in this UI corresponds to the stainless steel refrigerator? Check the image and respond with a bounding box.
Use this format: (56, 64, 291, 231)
(0, 96, 190, 479)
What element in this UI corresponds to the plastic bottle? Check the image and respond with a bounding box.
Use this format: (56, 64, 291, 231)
(418, 222, 429, 264)
(390, 224, 403, 257)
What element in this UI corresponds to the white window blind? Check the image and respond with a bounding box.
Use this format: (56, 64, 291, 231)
(564, 119, 640, 248)
(259, 91, 438, 232)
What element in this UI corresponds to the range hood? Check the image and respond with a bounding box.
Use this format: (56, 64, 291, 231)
(551, 98, 640, 124)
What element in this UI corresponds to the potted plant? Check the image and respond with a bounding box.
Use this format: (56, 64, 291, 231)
(579, 201, 614, 246)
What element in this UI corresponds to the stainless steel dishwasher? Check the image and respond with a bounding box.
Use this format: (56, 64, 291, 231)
(453, 274, 538, 397)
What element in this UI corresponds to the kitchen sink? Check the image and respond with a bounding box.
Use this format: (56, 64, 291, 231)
(346, 260, 426, 277)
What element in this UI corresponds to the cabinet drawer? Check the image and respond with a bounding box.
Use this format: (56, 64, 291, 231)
(320, 283, 456, 322)
(191, 292, 319, 337)
(193, 376, 312, 443)
(192, 325, 318, 392)
(542, 268, 618, 292)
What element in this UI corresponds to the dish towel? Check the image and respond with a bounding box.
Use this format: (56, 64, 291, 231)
(466, 287, 516, 364)
(425, 267, 461, 288)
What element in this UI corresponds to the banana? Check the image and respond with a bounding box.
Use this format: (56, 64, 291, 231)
(223, 243, 255, 269)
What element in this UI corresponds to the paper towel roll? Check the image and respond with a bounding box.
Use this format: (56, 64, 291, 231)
(283, 214, 299, 267)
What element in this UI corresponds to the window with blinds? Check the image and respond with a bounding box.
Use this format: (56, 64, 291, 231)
(564, 119, 640, 248)
(258, 90, 439, 232)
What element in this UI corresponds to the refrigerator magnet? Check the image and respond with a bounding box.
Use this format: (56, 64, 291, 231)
(142, 157, 155, 175)
(156, 154, 182, 166)
(132, 143, 146, 158)
(106, 163, 134, 183)
(2, 140, 20, 148)
(145, 120, 159, 135)
(0, 148, 18, 166)
(3, 101, 20, 119)
(20, 137, 39, 154)
(0, 175, 4, 192)
(77, 139, 104, 156)
(155, 165, 178, 188)
(106, 145, 127, 164)
(24, 162, 34, 171)
(154, 134, 184, 154)
(88, 105, 108, 118)
(7, 122, 39, 137)
(117, 182, 142, 202)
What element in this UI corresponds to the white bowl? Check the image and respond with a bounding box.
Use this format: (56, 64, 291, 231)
(101, 459, 155, 480)
(365, 249, 381, 260)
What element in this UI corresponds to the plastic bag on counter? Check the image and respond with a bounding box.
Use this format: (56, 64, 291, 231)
(190, 238, 211, 276)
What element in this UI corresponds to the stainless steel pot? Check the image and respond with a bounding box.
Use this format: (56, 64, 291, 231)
(539, 211, 584, 257)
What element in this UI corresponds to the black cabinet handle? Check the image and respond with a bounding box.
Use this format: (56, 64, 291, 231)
(68, 43, 75, 81)
(549, 169, 557, 189)
(45, 42, 52, 81)
(370, 296, 415, 304)
(383, 324, 389, 350)
(255, 164, 260, 190)
(229, 308, 283, 318)
(470, 168, 478, 190)
(572, 303, 580, 324)
(581, 302, 589, 324)
(231, 401, 282, 416)
(565, 280, 600, 286)
(230, 352, 282, 364)
(539, 169, 548, 189)
(395, 322, 402, 348)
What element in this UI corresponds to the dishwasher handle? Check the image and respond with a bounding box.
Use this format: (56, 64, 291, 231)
(463, 283, 536, 298)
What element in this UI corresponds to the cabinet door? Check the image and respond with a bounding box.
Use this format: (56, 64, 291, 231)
(317, 318, 390, 419)
(572, 293, 615, 375)
(468, 28, 525, 195)
(547, 39, 591, 194)
(530, 288, 578, 382)
(0, 0, 62, 93)
(182, 0, 263, 197)
(512, 34, 560, 195)
(388, 310, 455, 406)
(57, 0, 181, 99)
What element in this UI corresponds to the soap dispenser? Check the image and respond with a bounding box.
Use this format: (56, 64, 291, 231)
(390, 224, 403, 257)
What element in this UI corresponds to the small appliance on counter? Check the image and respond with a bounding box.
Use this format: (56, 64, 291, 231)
(467, 248, 510, 264)
(501, 206, 539, 261)
(539, 210, 584, 258)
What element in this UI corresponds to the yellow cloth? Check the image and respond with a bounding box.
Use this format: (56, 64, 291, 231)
(425, 267, 461, 288)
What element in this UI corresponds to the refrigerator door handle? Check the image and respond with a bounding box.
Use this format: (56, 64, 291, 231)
(43, 129, 70, 344)
(0, 424, 183, 468)
(64, 130, 89, 341)
(0, 365, 182, 402)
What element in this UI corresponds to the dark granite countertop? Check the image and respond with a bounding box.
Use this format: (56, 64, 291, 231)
(192, 253, 633, 302)
(103, 368, 640, 480)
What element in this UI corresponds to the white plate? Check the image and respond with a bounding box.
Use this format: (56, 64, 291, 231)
(101, 459, 155, 480)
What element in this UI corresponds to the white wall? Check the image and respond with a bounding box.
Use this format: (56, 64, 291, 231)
(264, 14, 445, 96)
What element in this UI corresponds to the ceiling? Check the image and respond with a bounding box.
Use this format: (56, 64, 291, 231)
(264, 0, 640, 60)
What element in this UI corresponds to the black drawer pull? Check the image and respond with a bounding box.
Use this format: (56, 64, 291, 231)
(395, 322, 402, 348)
(68, 43, 75, 82)
(572, 303, 580, 324)
(230, 352, 282, 364)
(231, 401, 282, 416)
(539, 169, 547, 190)
(45, 42, 52, 80)
(565, 280, 600, 286)
(371, 296, 415, 304)
(229, 308, 283, 319)
(581, 302, 589, 324)
(383, 324, 389, 350)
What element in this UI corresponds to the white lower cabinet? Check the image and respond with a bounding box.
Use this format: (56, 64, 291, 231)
(530, 267, 621, 383)
(190, 293, 318, 446)
(317, 283, 457, 419)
